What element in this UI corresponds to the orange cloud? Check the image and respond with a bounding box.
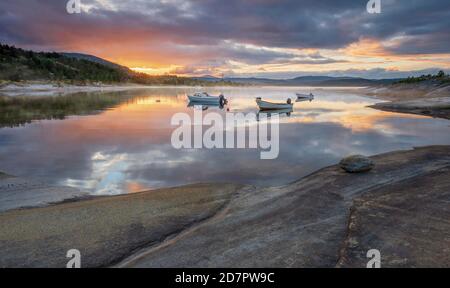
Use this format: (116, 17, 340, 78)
(343, 38, 390, 57)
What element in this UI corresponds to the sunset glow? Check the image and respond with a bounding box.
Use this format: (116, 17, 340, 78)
(0, 0, 448, 79)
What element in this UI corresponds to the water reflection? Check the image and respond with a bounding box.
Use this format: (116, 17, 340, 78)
(0, 91, 135, 128)
(257, 108, 293, 120)
(187, 102, 227, 111)
(0, 87, 449, 195)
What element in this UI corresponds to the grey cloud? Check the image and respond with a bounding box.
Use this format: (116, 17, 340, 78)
(1, 0, 449, 52)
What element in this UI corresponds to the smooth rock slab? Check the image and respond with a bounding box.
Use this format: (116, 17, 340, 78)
(2, 146, 450, 268)
(340, 155, 375, 173)
(0, 175, 88, 212)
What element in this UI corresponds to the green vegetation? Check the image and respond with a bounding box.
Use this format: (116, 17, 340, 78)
(0, 44, 129, 83)
(0, 43, 241, 86)
(395, 70, 450, 85)
(130, 71, 242, 86)
(0, 92, 132, 127)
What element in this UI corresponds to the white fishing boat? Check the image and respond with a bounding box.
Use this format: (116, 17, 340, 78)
(296, 92, 314, 100)
(188, 92, 226, 104)
(256, 97, 293, 110)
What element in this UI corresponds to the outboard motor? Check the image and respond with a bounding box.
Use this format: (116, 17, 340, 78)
(219, 94, 226, 106)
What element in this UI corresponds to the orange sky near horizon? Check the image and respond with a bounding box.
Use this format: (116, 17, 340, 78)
(1, 0, 449, 79)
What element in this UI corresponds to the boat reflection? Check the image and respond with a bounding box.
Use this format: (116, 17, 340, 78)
(296, 97, 314, 103)
(257, 108, 293, 121)
(187, 102, 226, 110)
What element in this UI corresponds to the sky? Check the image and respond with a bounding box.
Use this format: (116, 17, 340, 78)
(1, 0, 449, 79)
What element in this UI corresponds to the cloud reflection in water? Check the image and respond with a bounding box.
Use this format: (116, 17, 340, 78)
(0, 87, 449, 195)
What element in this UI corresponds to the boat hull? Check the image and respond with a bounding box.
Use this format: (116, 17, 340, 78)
(188, 95, 222, 103)
(296, 93, 314, 100)
(256, 99, 293, 110)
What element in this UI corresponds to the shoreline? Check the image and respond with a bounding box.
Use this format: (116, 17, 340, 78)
(0, 80, 393, 98)
(0, 82, 152, 97)
(1, 84, 450, 267)
(0, 173, 89, 213)
(1, 146, 449, 267)
(369, 97, 450, 120)
(2, 81, 449, 120)
(360, 84, 450, 120)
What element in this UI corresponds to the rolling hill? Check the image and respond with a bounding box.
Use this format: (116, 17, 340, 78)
(0, 44, 130, 83)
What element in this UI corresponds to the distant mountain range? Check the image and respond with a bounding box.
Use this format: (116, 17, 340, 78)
(193, 75, 400, 86)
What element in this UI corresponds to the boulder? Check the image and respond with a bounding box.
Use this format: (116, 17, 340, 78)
(340, 155, 374, 173)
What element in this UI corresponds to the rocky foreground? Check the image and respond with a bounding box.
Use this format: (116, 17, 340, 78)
(0, 173, 88, 213)
(1, 146, 450, 268)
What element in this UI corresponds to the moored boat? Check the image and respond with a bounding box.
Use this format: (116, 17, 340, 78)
(296, 92, 314, 100)
(188, 92, 226, 104)
(256, 97, 293, 110)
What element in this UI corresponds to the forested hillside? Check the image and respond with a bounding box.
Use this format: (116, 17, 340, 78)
(0, 44, 130, 83)
(0, 44, 240, 86)
(395, 70, 450, 85)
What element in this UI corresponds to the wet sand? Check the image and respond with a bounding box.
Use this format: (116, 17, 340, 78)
(1, 146, 449, 268)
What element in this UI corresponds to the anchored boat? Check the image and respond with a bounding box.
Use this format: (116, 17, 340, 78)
(256, 97, 293, 110)
(188, 92, 226, 104)
(296, 93, 314, 100)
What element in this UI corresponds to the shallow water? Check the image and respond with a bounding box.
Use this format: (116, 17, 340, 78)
(1, 87, 450, 195)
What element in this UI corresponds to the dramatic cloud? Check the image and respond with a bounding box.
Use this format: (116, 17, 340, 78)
(0, 0, 449, 78)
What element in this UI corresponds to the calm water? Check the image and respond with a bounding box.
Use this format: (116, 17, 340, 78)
(1, 87, 450, 195)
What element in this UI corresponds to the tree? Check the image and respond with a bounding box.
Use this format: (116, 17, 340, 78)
(9, 72, 22, 82)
